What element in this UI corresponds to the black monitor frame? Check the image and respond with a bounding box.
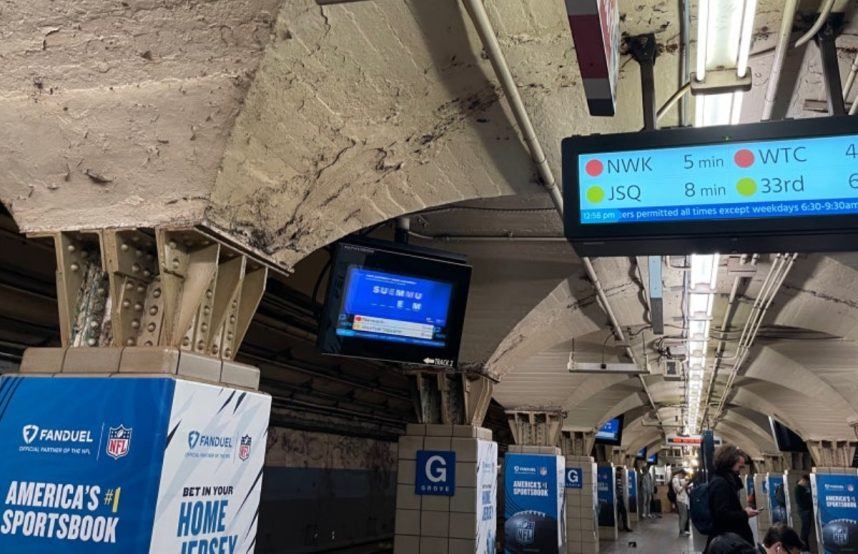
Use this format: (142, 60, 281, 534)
(317, 238, 471, 368)
(769, 417, 808, 453)
(563, 116, 858, 256)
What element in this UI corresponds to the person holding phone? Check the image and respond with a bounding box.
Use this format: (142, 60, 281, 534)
(706, 445, 758, 550)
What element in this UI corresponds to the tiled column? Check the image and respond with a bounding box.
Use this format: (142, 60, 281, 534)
(394, 424, 497, 554)
(565, 455, 599, 554)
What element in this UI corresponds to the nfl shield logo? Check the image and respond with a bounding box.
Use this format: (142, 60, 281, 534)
(106, 425, 132, 460)
(239, 435, 251, 461)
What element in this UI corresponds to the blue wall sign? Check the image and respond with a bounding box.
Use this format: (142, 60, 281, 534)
(767, 474, 788, 525)
(597, 466, 615, 527)
(812, 473, 858, 554)
(415, 451, 456, 496)
(577, 133, 858, 225)
(504, 454, 565, 554)
(628, 471, 638, 514)
(565, 468, 583, 489)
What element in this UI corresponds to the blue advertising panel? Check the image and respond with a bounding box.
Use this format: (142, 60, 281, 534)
(597, 466, 615, 527)
(812, 473, 858, 554)
(747, 475, 756, 506)
(768, 474, 788, 525)
(577, 133, 858, 225)
(0, 376, 174, 553)
(628, 471, 638, 514)
(504, 454, 564, 554)
(565, 468, 583, 489)
(336, 267, 453, 348)
(415, 451, 456, 496)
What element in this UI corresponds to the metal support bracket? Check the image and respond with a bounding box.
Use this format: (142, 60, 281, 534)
(628, 34, 658, 131)
(815, 14, 847, 116)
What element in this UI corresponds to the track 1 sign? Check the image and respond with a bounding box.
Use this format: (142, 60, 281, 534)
(563, 116, 858, 255)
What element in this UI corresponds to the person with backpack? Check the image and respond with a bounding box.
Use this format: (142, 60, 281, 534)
(707, 524, 803, 554)
(705, 445, 759, 550)
(672, 468, 691, 535)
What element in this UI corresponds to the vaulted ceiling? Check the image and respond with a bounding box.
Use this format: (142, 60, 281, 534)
(3, 0, 858, 460)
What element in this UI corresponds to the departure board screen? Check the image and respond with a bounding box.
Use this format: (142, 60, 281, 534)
(578, 134, 858, 224)
(562, 117, 858, 256)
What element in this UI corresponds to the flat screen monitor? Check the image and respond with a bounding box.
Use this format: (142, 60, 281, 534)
(595, 416, 624, 445)
(317, 238, 471, 367)
(769, 417, 808, 453)
(563, 116, 858, 255)
(647, 452, 658, 464)
(636, 447, 647, 460)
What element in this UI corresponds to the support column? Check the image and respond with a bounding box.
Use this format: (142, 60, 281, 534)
(561, 430, 598, 553)
(3, 227, 271, 554)
(394, 370, 498, 554)
(753, 473, 773, 538)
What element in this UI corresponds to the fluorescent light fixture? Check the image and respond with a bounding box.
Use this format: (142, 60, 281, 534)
(696, 0, 710, 81)
(736, 0, 757, 78)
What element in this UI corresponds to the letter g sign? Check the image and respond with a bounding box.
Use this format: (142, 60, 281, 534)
(415, 451, 456, 496)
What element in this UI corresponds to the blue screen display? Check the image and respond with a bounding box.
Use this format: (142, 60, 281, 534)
(647, 453, 657, 464)
(578, 133, 858, 224)
(636, 447, 647, 459)
(595, 418, 621, 441)
(335, 266, 453, 348)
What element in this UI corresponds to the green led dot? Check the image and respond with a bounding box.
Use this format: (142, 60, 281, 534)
(736, 177, 757, 197)
(586, 186, 605, 204)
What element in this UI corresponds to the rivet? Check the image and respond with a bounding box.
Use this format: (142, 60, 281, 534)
(125, 282, 134, 290)
(200, 323, 208, 332)
(227, 332, 233, 341)
(211, 346, 219, 354)
(120, 243, 129, 252)
(135, 249, 142, 257)
(153, 288, 161, 298)
(131, 320, 140, 329)
(97, 287, 106, 296)
(126, 338, 136, 346)
(67, 244, 76, 252)
(172, 258, 180, 269)
(181, 337, 190, 347)
(197, 340, 205, 350)
(134, 303, 143, 311)
(70, 263, 80, 272)
(149, 306, 158, 316)
(224, 348, 232, 358)
(132, 263, 140, 273)
(206, 290, 213, 299)
(203, 306, 211, 316)
(80, 251, 88, 258)
(168, 240, 177, 249)
(144, 340, 153, 346)
(87, 338, 97, 346)
(122, 300, 131, 308)
(136, 285, 145, 293)
(147, 322, 156, 332)
(229, 315, 236, 324)
(143, 270, 151, 278)
(90, 320, 99, 329)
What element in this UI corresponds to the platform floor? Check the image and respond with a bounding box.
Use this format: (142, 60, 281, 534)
(600, 513, 699, 554)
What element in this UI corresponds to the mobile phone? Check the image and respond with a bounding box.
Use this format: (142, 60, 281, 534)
(756, 507, 767, 512)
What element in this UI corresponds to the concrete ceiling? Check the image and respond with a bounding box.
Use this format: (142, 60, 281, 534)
(4, 0, 858, 457)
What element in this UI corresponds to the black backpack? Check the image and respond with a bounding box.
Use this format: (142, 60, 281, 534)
(667, 481, 677, 504)
(690, 481, 715, 535)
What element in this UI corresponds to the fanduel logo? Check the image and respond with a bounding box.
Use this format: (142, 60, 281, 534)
(21, 424, 93, 445)
(188, 431, 233, 450)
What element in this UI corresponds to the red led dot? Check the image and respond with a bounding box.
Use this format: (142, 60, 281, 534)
(585, 159, 604, 177)
(734, 149, 755, 168)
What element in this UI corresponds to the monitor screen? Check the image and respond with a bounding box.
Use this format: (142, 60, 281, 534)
(563, 116, 858, 256)
(647, 453, 658, 464)
(318, 239, 471, 367)
(769, 417, 808, 453)
(595, 416, 624, 445)
(636, 447, 647, 460)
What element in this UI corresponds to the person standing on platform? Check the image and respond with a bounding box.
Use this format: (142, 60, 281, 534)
(794, 474, 814, 551)
(707, 445, 759, 550)
(673, 468, 691, 536)
(616, 468, 632, 532)
(641, 465, 654, 519)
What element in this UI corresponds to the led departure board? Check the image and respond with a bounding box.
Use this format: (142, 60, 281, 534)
(563, 117, 858, 255)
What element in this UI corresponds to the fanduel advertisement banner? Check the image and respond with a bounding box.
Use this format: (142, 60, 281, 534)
(504, 454, 565, 554)
(812, 473, 858, 554)
(597, 466, 615, 527)
(0, 375, 270, 553)
(476, 441, 498, 554)
(628, 470, 638, 515)
(767, 474, 789, 526)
